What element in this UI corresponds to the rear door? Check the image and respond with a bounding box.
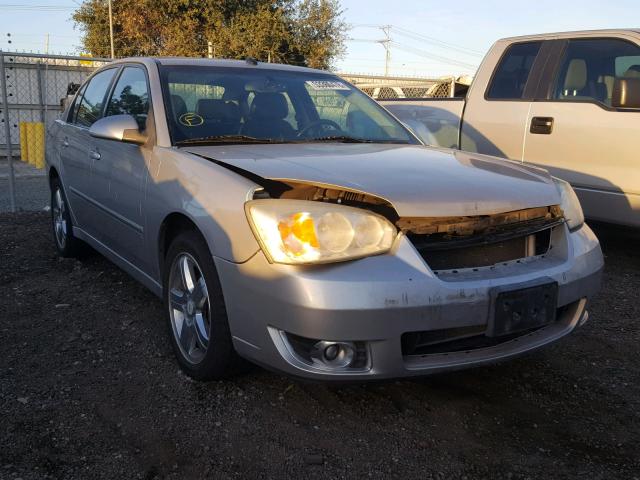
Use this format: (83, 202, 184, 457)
(461, 40, 544, 159)
(523, 35, 640, 226)
(60, 68, 118, 235)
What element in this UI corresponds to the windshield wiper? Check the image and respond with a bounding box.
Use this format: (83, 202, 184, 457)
(175, 134, 289, 146)
(300, 135, 410, 144)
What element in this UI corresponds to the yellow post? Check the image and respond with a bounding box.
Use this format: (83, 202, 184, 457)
(34, 122, 45, 169)
(25, 122, 36, 166)
(19, 122, 28, 163)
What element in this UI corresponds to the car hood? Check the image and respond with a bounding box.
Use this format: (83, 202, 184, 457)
(182, 143, 560, 217)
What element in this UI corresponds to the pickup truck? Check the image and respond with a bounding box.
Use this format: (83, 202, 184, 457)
(382, 29, 640, 228)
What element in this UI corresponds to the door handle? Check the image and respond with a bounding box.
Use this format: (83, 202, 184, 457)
(89, 150, 101, 160)
(62, 138, 69, 148)
(530, 116, 554, 135)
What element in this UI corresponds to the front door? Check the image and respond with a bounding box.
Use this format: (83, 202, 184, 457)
(92, 65, 151, 269)
(523, 36, 640, 227)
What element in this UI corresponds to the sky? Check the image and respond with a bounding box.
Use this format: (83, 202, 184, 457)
(0, 0, 638, 78)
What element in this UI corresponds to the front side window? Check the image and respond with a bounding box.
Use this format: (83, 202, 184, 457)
(75, 68, 117, 127)
(159, 65, 417, 145)
(486, 42, 542, 100)
(106, 66, 150, 129)
(553, 38, 640, 105)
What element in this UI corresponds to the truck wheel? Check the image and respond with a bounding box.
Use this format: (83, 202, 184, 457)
(163, 230, 245, 380)
(50, 179, 83, 258)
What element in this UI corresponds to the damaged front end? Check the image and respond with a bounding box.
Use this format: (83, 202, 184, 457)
(250, 178, 565, 273)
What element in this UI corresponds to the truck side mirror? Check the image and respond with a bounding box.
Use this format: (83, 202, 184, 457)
(612, 77, 640, 109)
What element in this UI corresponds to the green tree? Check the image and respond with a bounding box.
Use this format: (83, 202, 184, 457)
(73, 0, 347, 69)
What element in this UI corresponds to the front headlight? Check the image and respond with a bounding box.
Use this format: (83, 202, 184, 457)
(552, 177, 584, 231)
(245, 199, 397, 264)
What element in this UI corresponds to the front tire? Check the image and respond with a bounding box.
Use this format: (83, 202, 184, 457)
(50, 179, 82, 258)
(163, 230, 244, 380)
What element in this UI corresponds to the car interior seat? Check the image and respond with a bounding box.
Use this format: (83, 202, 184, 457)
(560, 58, 607, 103)
(196, 99, 241, 136)
(241, 93, 296, 139)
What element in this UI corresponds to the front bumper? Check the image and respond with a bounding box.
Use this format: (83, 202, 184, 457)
(215, 223, 603, 381)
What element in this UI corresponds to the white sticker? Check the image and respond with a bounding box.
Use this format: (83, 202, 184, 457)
(305, 80, 351, 91)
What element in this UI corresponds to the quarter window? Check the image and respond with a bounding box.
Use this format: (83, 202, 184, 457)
(75, 68, 117, 127)
(553, 38, 640, 105)
(106, 67, 150, 129)
(487, 42, 542, 99)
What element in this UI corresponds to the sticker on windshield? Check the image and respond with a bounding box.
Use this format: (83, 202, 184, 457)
(305, 80, 350, 91)
(179, 112, 204, 127)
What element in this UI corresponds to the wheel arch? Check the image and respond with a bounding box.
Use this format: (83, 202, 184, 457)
(158, 212, 204, 274)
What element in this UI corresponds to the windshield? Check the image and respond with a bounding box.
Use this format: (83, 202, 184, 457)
(159, 65, 418, 145)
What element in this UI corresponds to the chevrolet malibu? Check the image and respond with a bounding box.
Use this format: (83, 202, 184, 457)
(46, 58, 603, 381)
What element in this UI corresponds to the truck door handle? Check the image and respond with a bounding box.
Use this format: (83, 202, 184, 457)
(530, 117, 554, 135)
(89, 150, 101, 160)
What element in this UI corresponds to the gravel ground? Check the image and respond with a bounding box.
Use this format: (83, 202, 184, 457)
(0, 213, 638, 480)
(0, 159, 48, 213)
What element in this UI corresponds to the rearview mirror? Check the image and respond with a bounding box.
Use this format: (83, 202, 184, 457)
(612, 77, 640, 109)
(89, 114, 147, 145)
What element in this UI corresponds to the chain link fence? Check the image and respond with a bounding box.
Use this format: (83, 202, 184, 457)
(338, 73, 460, 99)
(0, 51, 111, 212)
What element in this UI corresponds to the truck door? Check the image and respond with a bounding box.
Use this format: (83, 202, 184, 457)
(523, 36, 640, 227)
(461, 40, 543, 160)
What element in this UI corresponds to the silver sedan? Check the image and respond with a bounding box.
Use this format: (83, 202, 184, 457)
(46, 58, 603, 381)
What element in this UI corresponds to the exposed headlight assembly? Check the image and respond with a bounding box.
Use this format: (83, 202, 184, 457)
(245, 199, 397, 264)
(552, 177, 584, 231)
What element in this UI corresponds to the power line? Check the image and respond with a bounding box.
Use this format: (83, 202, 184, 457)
(392, 26, 484, 57)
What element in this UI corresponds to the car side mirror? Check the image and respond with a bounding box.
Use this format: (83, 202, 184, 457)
(89, 114, 147, 145)
(612, 77, 640, 109)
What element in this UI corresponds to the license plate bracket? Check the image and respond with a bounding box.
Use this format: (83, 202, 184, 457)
(488, 279, 558, 338)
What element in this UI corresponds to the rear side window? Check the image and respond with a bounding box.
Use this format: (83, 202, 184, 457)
(553, 38, 640, 106)
(75, 68, 117, 127)
(487, 42, 542, 99)
(106, 66, 150, 129)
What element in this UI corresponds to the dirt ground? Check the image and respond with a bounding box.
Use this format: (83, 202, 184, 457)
(0, 212, 638, 480)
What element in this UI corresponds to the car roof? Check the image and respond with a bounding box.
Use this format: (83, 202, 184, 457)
(108, 57, 333, 75)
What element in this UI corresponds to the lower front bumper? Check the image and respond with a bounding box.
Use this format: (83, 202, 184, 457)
(216, 223, 603, 381)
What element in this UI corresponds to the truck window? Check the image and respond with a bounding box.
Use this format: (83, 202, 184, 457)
(553, 38, 640, 106)
(486, 42, 542, 99)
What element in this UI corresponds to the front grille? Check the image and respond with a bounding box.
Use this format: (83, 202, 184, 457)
(408, 223, 555, 272)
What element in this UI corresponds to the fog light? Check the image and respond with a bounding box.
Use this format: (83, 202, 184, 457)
(310, 340, 356, 368)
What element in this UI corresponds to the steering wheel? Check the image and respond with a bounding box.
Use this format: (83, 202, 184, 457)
(297, 119, 343, 138)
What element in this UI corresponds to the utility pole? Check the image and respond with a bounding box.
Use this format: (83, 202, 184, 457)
(379, 25, 392, 77)
(207, 41, 213, 59)
(44, 33, 49, 54)
(108, 0, 115, 59)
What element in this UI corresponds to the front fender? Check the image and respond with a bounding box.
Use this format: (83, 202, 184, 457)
(146, 147, 261, 275)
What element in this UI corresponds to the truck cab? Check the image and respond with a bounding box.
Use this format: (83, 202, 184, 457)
(383, 29, 640, 227)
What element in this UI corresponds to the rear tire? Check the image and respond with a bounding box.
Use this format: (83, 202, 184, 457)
(50, 178, 83, 258)
(163, 230, 245, 380)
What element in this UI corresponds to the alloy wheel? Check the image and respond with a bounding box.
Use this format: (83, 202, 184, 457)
(168, 253, 211, 364)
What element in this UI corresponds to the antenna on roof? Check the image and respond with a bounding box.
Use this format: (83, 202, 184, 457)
(245, 57, 258, 66)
